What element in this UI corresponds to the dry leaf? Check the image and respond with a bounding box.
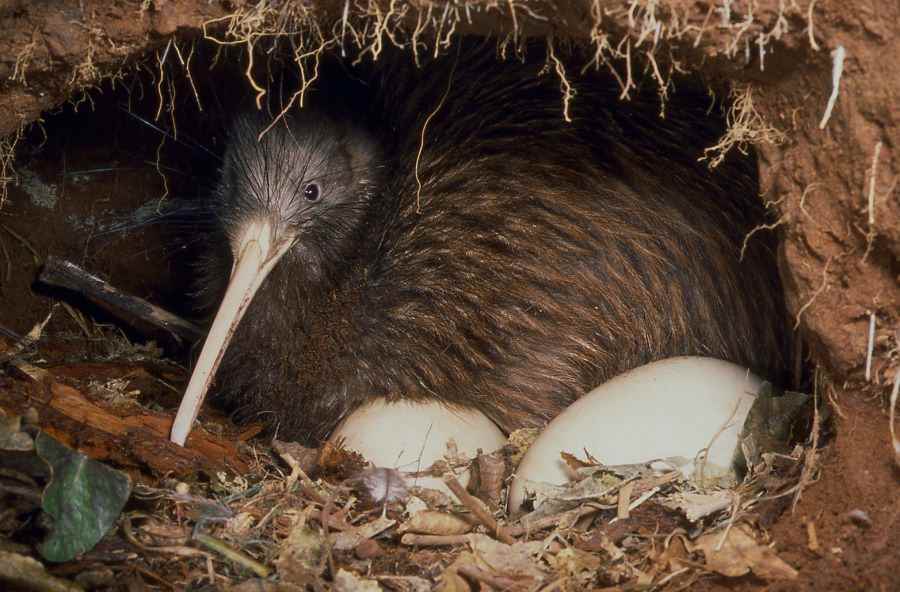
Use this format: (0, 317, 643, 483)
(471, 450, 507, 507)
(334, 569, 381, 592)
(439, 548, 539, 592)
(467, 533, 547, 581)
(561, 450, 596, 470)
(506, 428, 541, 466)
(226, 581, 303, 592)
(272, 440, 320, 475)
(656, 535, 690, 572)
(332, 516, 396, 551)
(354, 538, 383, 560)
(378, 575, 431, 592)
(695, 525, 797, 580)
(407, 486, 454, 509)
(550, 546, 602, 583)
(399, 510, 472, 535)
(437, 553, 476, 592)
(664, 491, 735, 522)
(276, 511, 326, 585)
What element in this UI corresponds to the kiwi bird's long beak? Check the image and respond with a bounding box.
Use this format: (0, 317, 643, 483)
(170, 220, 293, 446)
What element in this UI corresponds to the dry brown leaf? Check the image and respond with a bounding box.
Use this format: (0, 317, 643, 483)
(506, 427, 540, 466)
(467, 533, 547, 581)
(332, 516, 396, 551)
(561, 450, 597, 471)
(334, 569, 381, 592)
(226, 581, 303, 592)
(656, 534, 690, 572)
(377, 575, 431, 592)
(437, 553, 475, 592)
(272, 440, 320, 475)
(354, 538, 383, 560)
(471, 450, 507, 507)
(550, 546, 603, 585)
(275, 511, 327, 586)
(664, 491, 735, 522)
(440, 548, 538, 592)
(399, 510, 472, 536)
(695, 525, 797, 580)
(135, 518, 190, 545)
(407, 486, 454, 509)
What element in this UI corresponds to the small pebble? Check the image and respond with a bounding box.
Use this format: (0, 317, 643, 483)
(175, 482, 190, 495)
(846, 509, 872, 529)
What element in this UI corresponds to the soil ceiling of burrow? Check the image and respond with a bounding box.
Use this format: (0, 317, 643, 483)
(0, 1, 897, 591)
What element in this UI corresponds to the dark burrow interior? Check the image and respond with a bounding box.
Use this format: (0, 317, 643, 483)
(0, 40, 813, 431)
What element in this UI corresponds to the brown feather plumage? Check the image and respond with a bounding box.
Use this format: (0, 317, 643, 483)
(197, 39, 790, 445)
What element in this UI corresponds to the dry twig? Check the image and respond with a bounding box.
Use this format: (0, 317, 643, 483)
(443, 473, 515, 544)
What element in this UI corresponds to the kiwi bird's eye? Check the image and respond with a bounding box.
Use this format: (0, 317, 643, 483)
(303, 183, 321, 202)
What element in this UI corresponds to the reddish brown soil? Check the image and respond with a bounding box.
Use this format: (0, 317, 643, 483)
(696, 386, 900, 591)
(764, 389, 899, 591)
(754, 4, 900, 378)
(0, 0, 226, 139)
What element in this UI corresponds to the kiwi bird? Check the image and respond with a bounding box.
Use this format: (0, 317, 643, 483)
(170, 40, 789, 446)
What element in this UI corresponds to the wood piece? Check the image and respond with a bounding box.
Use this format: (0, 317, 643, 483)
(456, 564, 523, 590)
(442, 473, 515, 544)
(47, 381, 247, 473)
(400, 533, 469, 547)
(38, 256, 203, 346)
(11, 360, 247, 474)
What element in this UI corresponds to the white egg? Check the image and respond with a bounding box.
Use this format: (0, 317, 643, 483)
(508, 357, 764, 513)
(328, 398, 507, 494)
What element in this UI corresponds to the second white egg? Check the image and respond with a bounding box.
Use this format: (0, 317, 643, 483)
(508, 357, 764, 513)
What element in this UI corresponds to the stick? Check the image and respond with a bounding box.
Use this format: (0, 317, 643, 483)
(509, 504, 602, 537)
(11, 365, 248, 473)
(442, 474, 515, 544)
(400, 533, 469, 546)
(617, 480, 635, 519)
(38, 256, 203, 346)
(193, 533, 270, 578)
(0, 307, 55, 365)
(457, 564, 521, 590)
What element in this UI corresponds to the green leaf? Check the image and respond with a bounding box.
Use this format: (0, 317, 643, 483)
(35, 433, 132, 563)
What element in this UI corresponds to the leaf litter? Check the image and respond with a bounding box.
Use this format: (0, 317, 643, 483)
(0, 240, 820, 589)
